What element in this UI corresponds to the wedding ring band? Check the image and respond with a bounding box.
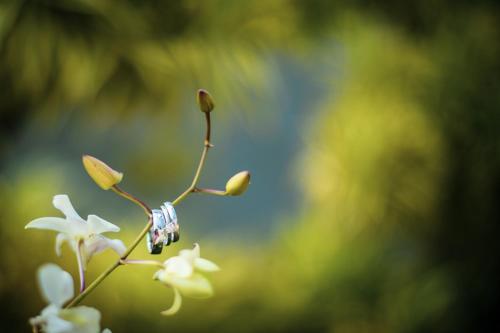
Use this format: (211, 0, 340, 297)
(160, 202, 179, 245)
(146, 202, 179, 254)
(147, 209, 166, 254)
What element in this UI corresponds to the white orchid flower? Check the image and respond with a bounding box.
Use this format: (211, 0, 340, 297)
(153, 243, 220, 315)
(29, 263, 111, 333)
(25, 194, 126, 291)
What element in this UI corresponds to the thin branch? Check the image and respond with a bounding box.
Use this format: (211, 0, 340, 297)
(111, 185, 152, 217)
(172, 112, 212, 207)
(193, 188, 226, 196)
(204, 112, 212, 147)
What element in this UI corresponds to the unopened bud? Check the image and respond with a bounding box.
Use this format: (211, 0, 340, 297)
(225, 171, 251, 196)
(196, 89, 215, 113)
(82, 155, 123, 190)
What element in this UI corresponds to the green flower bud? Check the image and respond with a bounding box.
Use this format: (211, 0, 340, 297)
(225, 171, 251, 196)
(82, 155, 123, 190)
(196, 89, 215, 113)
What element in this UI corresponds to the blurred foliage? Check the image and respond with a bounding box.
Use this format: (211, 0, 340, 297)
(1, 0, 500, 332)
(0, 0, 296, 151)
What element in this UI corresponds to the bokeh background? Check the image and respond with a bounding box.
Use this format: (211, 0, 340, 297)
(1, 1, 500, 332)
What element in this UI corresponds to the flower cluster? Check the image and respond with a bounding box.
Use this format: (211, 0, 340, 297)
(26, 195, 221, 331)
(25, 89, 250, 332)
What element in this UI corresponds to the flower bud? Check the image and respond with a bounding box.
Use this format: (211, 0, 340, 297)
(196, 89, 214, 113)
(82, 155, 123, 190)
(225, 171, 251, 196)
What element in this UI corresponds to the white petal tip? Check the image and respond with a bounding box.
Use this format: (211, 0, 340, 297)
(87, 215, 121, 234)
(160, 289, 182, 316)
(194, 258, 220, 272)
(24, 221, 37, 229)
(160, 309, 179, 316)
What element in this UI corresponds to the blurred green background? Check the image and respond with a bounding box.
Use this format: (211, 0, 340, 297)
(1, 0, 500, 332)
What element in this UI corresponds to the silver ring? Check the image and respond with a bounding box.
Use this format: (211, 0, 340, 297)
(147, 209, 166, 254)
(146, 202, 179, 254)
(160, 202, 179, 245)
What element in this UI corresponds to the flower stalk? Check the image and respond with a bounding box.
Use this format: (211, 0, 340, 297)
(111, 185, 152, 217)
(172, 112, 213, 206)
(193, 188, 227, 196)
(65, 96, 215, 309)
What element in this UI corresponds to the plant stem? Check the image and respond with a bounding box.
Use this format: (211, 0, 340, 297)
(65, 112, 213, 308)
(172, 112, 212, 206)
(111, 185, 152, 217)
(193, 188, 227, 196)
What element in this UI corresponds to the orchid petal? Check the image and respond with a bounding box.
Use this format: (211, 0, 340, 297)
(84, 235, 126, 264)
(194, 258, 220, 272)
(38, 264, 74, 307)
(55, 233, 71, 257)
(59, 306, 101, 333)
(44, 314, 74, 333)
(106, 238, 127, 256)
(26, 217, 74, 234)
(31, 304, 59, 328)
(53, 195, 83, 221)
(87, 215, 120, 234)
(163, 273, 214, 298)
(164, 257, 193, 278)
(161, 288, 182, 316)
(39, 304, 60, 317)
(179, 243, 200, 262)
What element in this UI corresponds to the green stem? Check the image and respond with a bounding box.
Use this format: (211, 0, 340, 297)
(171, 147, 209, 206)
(193, 188, 227, 196)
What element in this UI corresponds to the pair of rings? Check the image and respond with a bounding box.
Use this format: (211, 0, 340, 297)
(147, 202, 179, 254)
